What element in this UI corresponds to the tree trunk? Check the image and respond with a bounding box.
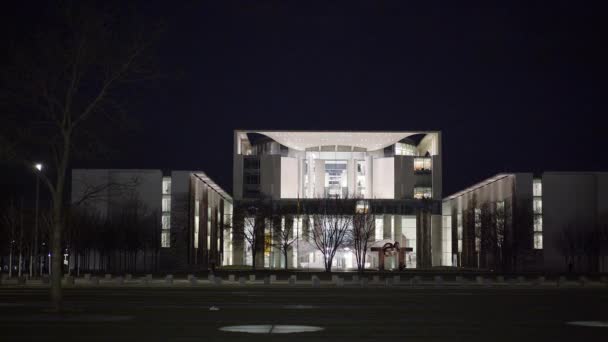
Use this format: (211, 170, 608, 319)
(9, 247, 13, 278)
(50, 216, 63, 311)
(283, 249, 288, 270)
(29, 249, 34, 278)
(18, 253, 22, 277)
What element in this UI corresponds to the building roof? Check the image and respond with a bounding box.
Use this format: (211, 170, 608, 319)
(443, 173, 513, 201)
(240, 130, 439, 151)
(192, 172, 232, 202)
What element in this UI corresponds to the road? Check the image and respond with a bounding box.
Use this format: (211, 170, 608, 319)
(0, 285, 606, 341)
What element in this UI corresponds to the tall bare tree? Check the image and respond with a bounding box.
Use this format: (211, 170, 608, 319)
(1, 201, 20, 278)
(233, 201, 269, 269)
(306, 197, 353, 272)
(0, 3, 160, 310)
(350, 201, 375, 272)
(271, 211, 298, 270)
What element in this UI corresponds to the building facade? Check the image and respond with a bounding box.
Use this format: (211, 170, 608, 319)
(70, 169, 232, 273)
(231, 130, 445, 270)
(443, 172, 608, 273)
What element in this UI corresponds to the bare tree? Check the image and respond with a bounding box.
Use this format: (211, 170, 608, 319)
(1, 201, 20, 278)
(271, 210, 298, 270)
(306, 197, 353, 272)
(0, 3, 160, 310)
(233, 201, 269, 269)
(350, 201, 375, 272)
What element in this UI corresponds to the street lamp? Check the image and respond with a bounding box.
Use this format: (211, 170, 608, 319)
(33, 163, 43, 277)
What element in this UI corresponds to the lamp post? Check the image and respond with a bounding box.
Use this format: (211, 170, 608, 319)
(34, 163, 42, 277)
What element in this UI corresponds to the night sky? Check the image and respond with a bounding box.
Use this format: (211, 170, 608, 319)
(2, 1, 606, 199)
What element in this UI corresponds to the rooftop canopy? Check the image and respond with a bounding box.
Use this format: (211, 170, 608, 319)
(251, 130, 437, 151)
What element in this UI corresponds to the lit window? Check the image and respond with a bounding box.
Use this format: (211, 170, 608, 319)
(162, 177, 171, 195)
(534, 233, 543, 249)
(374, 217, 383, 241)
(162, 196, 171, 212)
(356, 160, 366, 197)
(533, 179, 542, 197)
(162, 214, 171, 230)
(533, 178, 542, 250)
(474, 208, 481, 252)
(534, 215, 543, 232)
(533, 198, 542, 214)
(356, 200, 369, 213)
(194, 200, 200, 249)
(413, 187, 432, 199)
(413, 158, 432, 172)
(457, 213, 463, 253)
(161, 176, 172, 248)
(395, 143, 416, 156)
(161, 231, 170, 248)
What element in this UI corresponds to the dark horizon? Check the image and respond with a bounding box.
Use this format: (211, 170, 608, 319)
(1, 1, 605, 200)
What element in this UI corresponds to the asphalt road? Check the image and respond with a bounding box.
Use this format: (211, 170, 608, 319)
(0, 286, 606, 341)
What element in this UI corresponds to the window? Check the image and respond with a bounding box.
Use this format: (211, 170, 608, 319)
(162, 177, 171, 195)
(245, 174, 260, 185)
(457, 212, 463, 257)
(534, 215, 543, 232)
(533, 198, 542, 214)
(244, 157, 260, 169)
(161, 176, 171, 248)
(534, 234, 543, 250)
(162, 196, 171, 212)
(474, 208, 481, 252)
(162, 214, 171, 230)
(194, 200, 200, 249)
(413, 187, 432, 199)
(374, 217, 383, 241)
(324, 160, 347, 198)
(496, 201, 506, 247)
(161, 231, 170, 248)
(413, 158, 432, 172)
(533, 179, 542, 197)
(395, 142, 416, 156)
(442, 216, 452, 266)
(356, 160, 366, 197)
(533, 178, 543, 249)
(356, 200, 369, 213)
(401, 217, 417, 268)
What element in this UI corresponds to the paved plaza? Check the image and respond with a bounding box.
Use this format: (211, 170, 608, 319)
(0, 283, 607, 341)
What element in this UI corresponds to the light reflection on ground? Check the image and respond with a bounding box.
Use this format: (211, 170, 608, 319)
(567, 321, 608, 328)
(219, 325, 324, 334)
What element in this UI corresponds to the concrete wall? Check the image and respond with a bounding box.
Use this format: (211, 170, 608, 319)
(260, 155, 281, 199)
(373, 157, 395, 199)
(280, 157, 298, 198)
(394, 156, 415, 199)
(233, 155, 243, 200)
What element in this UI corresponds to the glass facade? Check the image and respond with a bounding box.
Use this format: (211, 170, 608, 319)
(324, 160, 348, 198)
(395, 142, 416, 156)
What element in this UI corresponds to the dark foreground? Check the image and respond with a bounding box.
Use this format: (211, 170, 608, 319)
(0, 286, 606, 341)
